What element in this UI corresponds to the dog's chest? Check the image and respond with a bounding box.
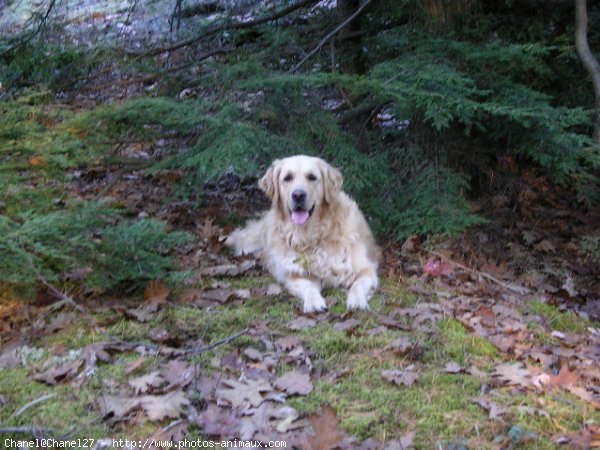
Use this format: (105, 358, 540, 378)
(294, 247, 355, 288)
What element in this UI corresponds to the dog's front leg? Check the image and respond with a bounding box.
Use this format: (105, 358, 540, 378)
(346, 269, 378, 310)
(285, 276, 327, 313)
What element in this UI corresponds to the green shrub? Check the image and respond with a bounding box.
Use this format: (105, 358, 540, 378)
(0, 204, 191, 292)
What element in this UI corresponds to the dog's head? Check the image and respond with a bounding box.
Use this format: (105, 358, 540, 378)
(259, 155, 342, 226)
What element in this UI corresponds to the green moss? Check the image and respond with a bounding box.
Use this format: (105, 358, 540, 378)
(425, 318, 498, 364)
(524, 301, 589, 333)
(0, 368, 107, 438)
(289, 358, 484, 444)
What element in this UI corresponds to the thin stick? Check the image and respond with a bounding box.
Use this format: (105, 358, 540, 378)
(14, 393, 58, 417)
(136, 0, 319, 57)
(0, 426, 56, 434)
(289, 0, 372, 73)
(183, 328, 249, 355)
(427, 250, 530, 295)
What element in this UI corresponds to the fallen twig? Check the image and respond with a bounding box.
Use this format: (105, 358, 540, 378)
(0, 426, 57, 435)
(427, 250, 530, 295)
(289, 0, 372, 73)
(14, 393, 58, 417)
(183, 328, 249, 355)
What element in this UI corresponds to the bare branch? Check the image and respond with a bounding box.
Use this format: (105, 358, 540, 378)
(289, 0, 372, 73)
(136, 0, 319, 57)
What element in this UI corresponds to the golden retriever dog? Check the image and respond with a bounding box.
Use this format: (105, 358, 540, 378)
(227, 155, 380, 313)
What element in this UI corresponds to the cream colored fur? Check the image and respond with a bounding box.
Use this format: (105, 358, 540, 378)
(227, 155, 380, 313)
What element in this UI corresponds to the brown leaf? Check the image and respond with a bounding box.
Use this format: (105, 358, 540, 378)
(471, 396, 507, 420)
(31, 359, 83, 386)
(276, 336, 300, 352)
(199, 260, 256, 277)
(491, 362, 539, 389)
(198, 217, 220, 241)
(124, 356, 147, 375)
(381, 369, 417, 387)
(141, 391, 190, 421)
(487, 334, 515, 353)
(442, 361, 463, 374)
(144, 280, 169, 312)
(199, 404, 240, 439)
(274, 370, 313, 396)
(386, 336, 413, 355)
(216, 377, 272, 408)
(129, 371, 165, 394)
(146, 421, 188, 450)
(534, 239, 556, 253)
(202, 288, 235, 303)
(147, 328, 181, 346)
(544, 364, 580, 388)
(401, 235, 420, 254)
(386, 431, 415, 449)
(98, 395, 140, 421)
(333, 319, 360, 333)
(287, 317, 316, 330)
(160, 360, 195, 389)
(27, 155, 46, 167)
(306, 405, 346, 450)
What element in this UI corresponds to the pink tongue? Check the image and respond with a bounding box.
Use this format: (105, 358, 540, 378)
(291, 210, 309, 225)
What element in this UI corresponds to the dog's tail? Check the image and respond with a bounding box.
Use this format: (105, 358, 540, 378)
(225, 217, 265, 256)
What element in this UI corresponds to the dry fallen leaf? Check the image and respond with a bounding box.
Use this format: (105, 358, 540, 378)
(491, 362, 538, 389)
(544, 364, 580, 388)
(199, 260, 256, 277)
(98, 391, 190, 422)
(333, 319, 360, 333)
(144, 280, 170, 312)
(216, 377, 272, 408)
(128, 371, 164, 394)
(381, 369, 417, 387)
(386, 336, 413, 355)
(287, 317, 316, 330)
(471, 396, 507, 419)
(274, 370, 313, 396)
(442, 361, 463, 374)
(305, 405, 346, 450)
(31, 359, 83, 386)
(27, 155, 46, 167)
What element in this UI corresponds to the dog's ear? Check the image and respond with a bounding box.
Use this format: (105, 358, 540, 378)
(322, 161, 343, 204)
(259, 159, 281, 205)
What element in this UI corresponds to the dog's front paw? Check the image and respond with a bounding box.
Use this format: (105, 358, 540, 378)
(303, 294, 328, 314)
(346, 292, 369, 310)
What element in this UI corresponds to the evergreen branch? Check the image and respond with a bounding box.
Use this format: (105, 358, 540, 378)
(289, 0, 372, 73)
(134, 0, 319, 57)
(0, 0, 57, 58)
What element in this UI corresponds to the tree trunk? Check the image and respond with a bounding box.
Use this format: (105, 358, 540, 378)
(575, 0, 600, 144)
(337, 0, 364, 74)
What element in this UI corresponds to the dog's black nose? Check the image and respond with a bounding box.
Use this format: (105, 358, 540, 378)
(292, 189, 306, 204)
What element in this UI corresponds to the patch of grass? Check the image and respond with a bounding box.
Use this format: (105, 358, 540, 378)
(425, 317, 498, 364)
(289, 358, 484, 445)
(524, 300, 589, 333)
(379, 278, 421, 308)
(0, 368, 107, 438)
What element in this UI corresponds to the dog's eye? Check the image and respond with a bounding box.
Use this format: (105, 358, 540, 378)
(283, 173, 293, 182)
(307, 173, 317, 182)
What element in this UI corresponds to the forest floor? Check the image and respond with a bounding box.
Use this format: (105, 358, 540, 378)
(1, 2, 599, 449)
